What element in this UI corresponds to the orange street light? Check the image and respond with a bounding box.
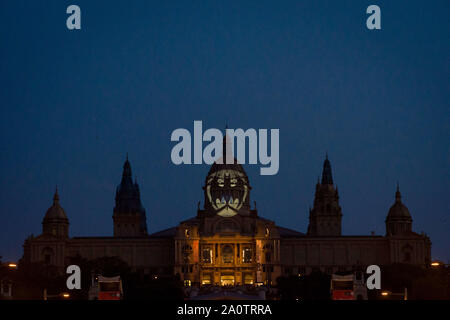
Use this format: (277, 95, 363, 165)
(431, 262, 441, 267)
(381, 289, 408, 300)
(8, 263, 17, 269)
(44, 289, 71, 300)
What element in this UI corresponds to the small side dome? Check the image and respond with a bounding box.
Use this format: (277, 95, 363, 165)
(387, 186, 412, 220)
(43, 188, 68, 221)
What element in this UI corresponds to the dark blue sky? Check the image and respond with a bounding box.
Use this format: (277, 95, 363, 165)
(0, 1, 448, 262)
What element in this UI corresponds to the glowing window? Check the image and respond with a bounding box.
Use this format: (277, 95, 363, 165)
(243, 248, 252, 263)
(202, 248, 212, 263)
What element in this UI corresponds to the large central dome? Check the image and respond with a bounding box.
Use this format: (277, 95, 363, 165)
(203, 134, 251, 217)
(207, 133, 247, 177)
(207, 160, 246, 177)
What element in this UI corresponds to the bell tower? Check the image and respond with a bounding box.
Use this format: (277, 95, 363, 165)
(307, 155, 342, 236)
(113, 155, 148, 237)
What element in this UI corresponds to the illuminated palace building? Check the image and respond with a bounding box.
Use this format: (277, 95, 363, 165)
(23, 145, 431, 287)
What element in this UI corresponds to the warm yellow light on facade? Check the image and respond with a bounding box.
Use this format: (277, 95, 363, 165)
(62, 293, 70, 298)
(8, 263, 17, 268)
(381, 291, 389, 296)
(431, 262, 440, 267)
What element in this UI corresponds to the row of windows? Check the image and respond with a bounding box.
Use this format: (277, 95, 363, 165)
(200, 246, 254, 264)
(183, 242, 275, 263)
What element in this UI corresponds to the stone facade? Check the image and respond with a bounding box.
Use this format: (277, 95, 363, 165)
(22, 150, 432, 286)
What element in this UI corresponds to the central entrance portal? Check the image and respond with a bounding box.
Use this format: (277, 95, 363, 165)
(220, 274, 235, 286)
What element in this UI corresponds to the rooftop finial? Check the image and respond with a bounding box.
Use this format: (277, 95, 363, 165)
(395, 182, 402, 202)
(221, 129, 234, 164)
(53, 185, 60, 204)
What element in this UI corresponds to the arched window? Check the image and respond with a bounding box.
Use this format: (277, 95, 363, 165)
(402, 244, 413, 263)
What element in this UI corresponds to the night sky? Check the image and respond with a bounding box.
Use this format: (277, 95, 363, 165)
(0, 1, 448, 263)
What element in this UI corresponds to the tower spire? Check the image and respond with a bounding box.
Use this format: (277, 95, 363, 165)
(114, 157, 147, 237)
(122, 154, 132, 180)
(321, 154, 333, 185)
(308, 156, 342, 236)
